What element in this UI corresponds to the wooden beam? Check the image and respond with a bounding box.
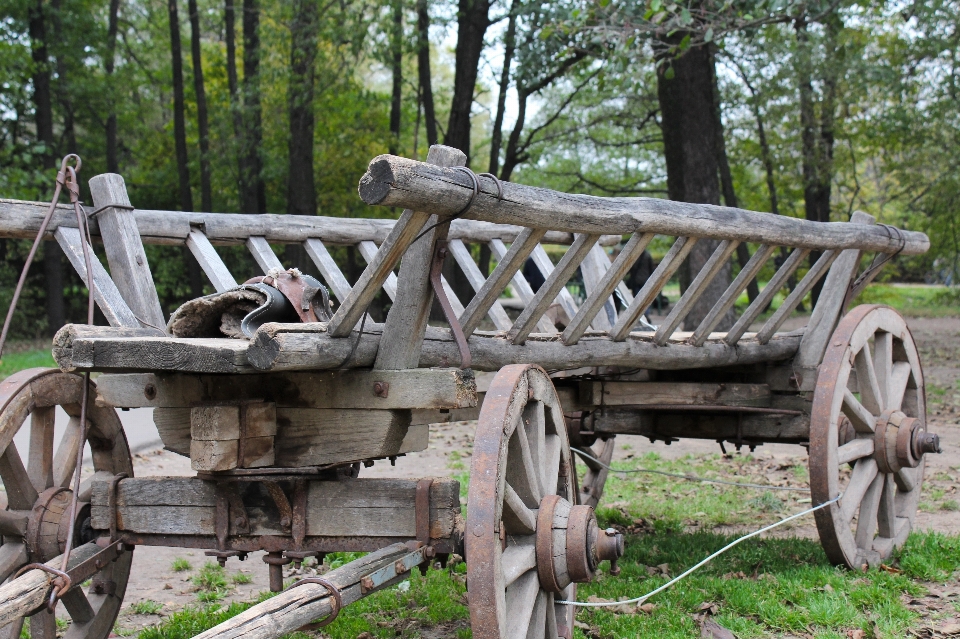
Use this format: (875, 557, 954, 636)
(375, 144, 467, 369)
(357, 155, 930, 255)
(529, 244, 580, 325)
(302, 238, 352, 302)
(54, 227, 140, 328)
(187, 228, 238, 292)
(246, 236, 284, 273)
(88, 173, 167, 331)
(610, 236, 698, 341)
(447, 239, 513, 331)
(357, 240, 399, 300)
(0, 542, 101, 625)
(579, 381, 771, 407)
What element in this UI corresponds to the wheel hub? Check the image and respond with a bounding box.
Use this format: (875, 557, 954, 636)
(25, 487, 90, 562)
(535, 495, 624, 593)
(873, 410, 941, 474)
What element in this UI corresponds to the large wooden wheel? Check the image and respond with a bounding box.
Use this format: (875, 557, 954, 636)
(466, 365, 623, 639)
(0, 369, 133, 639)
(810, 306, 940, 568)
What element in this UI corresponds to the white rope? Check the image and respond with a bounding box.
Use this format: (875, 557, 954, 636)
(556, 492, 841, 607)
(572, 447, 811, 492)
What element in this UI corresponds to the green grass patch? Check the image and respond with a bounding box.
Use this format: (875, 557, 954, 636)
(851, 283, 958, 317)
(0, 348, 55, 380)
(171, 558, 192, 572)
(130, 600, 164, 615)
(231, 572, 253, 585)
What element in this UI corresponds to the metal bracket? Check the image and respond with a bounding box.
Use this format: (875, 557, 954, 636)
(286, 577, 342, 628)
(107, 473, 128, 542)
(429, 240, 471, 369)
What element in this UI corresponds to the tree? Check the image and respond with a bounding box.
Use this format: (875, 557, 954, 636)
(188, 0, 212, 212)
(241, 0, 267, 213)
(105, 0, 121, 173)
(416, 0, 437, 146)
(389, 0, 403, 155)
(287, 0, 319, 217)
(167, 0, 193, 213)
(445, 0, 492, 159)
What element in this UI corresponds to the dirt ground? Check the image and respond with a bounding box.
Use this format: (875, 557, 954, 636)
(112, 316, 960, 632)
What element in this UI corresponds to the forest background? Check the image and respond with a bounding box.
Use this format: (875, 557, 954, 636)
(0, 0, 957, 338)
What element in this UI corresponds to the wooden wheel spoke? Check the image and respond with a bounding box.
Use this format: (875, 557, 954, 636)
(0, 443, 40, 510)
(839, 458, 879, 524)
(877, 473, 897, 538)
(545, 592, 557, 639)
(509, 416, 543, 505)
(0, 618, 24, 639)
(54, 417, 84, 489)
(525, 591, 547, 639)
(837, 438, 874, 465)
(894, 466, 917, 493)
(501, 542, 537, 588)
(61, 587, 96, 625)
(0, 543, 28, 582)
(503, 484, 537, 535)
(29, 609, 57, 639)
(505, 571, 541, 639)
(854, 344, 883, 416)
(842, 389, 876, 434)
(889, 362, 912, 412)
(855, 472, 883, 550)
(543, 435, 561, 497)
(523, 401, 547, 495)
(873, 331, 893, 409)
(28, 407, 55, 492)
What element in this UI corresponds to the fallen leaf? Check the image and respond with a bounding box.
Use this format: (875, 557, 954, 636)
(722, 571, 747, 580)
(163, 583, 172, 590)
(698, 602, 719, 615)
(823, 583, 834, 592)
(574, 621, 591, 630)
(846, 630, 865, 639)
(879, 564, 903, 574)
(637, 603, 657, 614)
(356, 634, 373, 639)
(700, 616, 736, 639)
(940, 623, 960, 635)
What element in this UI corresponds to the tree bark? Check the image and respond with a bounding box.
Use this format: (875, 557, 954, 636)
(286, 0, 318, 217)
(488, 0, 517, 175)
(711, 54, 759, 303)
(416, 0, 437, 146)
(105, 0, 121, 173)
(656, 41, 733, 330)
(389, 0, 403, 155)
(240, 0, 266, 213)
(168, 0, 194, 212)
(224, 0, 249, 206)
(444, 0, 491, 159)
(188, 0, 213, 212)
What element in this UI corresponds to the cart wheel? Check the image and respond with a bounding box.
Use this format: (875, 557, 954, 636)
(0, 369, 134, 639)
(466, 365, 624, 639)
(810, 306, 940, 568)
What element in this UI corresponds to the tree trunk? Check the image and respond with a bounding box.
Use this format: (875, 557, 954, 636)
(389, 0, 403, 155)
(499, 88, 528, 181)
(444, 0, 491, 159)
(105, 0, 121, 173)
(286, 0, 318, 217)
(416, 0, 437, 146)
(188, 0, 213, 212)
(488, 0, 517, 175)
(168, 0, 194, 212)
(240, 0, 266, 213)
(711, 55, 759, 303)
(656, 41, 734, 330)
(49, 0, 76, 154)
(224, 0, 249, 206)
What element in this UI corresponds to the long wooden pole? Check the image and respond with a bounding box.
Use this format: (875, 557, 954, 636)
(0, 542, 100, 626)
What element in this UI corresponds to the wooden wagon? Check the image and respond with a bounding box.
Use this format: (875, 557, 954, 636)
(0, 144, 941, 639)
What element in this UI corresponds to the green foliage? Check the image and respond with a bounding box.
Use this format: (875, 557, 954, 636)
(137, 603, 255, 639)
(171, 558, 192, 573)
(0, 348, 56, 381)
(130, 600, 164, 615)
(192, 562, 229, 600)
(230, 572, 253, 585)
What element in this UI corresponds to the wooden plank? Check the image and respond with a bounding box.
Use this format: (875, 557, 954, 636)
(357, 155, 930, 255)
(578, 244, 616, 331)
(374, 144, 467, 369)
(654, 240, 740, 345)
(723, 247, 810, 346)
(0, 543, 100, 624)
(247, 321, 803, 373)
(529, 244, 580, 325)
(187, 229, 238, 292)
(357, 240, 399, 300)
(756, 249, 839, 344)
(88, 173, 167, 331)
(610, 236, 698, 341)
(54, 227, 140, 328)
(579, 381, 771, 407)
(447, 239, 513, 331)
(794, 211, 876, 368)
(90, 477, 461, 539)
(489, 238, 557, 334)
(691, 244, 776, 346)
(302, 238, 352, 302)
(246, 236, 284, 273)
(509, 234, 599, 344)
(459, 229, 547, 336)
(94, 369, 477, 410)
(563, 232, 654, 345)
(588, 407, 810, 443)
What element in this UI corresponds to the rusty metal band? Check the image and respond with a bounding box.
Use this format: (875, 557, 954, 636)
(107, 473, 128, 542)
(415, 478, 434, 547)
(286, 577, 343, 627)
(535, 494, 563, 593)
(429, 240, 471, 369)
(15, 563, 72, 613)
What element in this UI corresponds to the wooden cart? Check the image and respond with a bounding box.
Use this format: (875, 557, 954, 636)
(0, 145, 940, 639)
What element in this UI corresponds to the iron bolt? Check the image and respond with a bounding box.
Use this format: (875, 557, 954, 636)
(373, 381, 389, 398)
(280, 516, 291, 528)
(143, 383, 157, 400)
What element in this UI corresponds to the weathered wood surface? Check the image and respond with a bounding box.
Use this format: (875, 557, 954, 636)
(301, 238, 353, 302)
(0, 542, 100, 625)
(578, 382, 772, 407)
(190, 543, 421, 639)
(0, 198, 617, 246)
(94, 369, 477, 410)
(587, 408, 810, 443)
(153, 406, 427, 465)
(53, 325, 249, 374)
(90, 477, 461, 538)
(357, 155, 930, 255)
(54, 227, 140, 328)
(488, 238, 557, 335)
(246, 236, 285, 273)
(187, 229, 238, 292)
(88, 173, 167, 331)
(447, 238, 513, 331)
(756, 249, 839, 344)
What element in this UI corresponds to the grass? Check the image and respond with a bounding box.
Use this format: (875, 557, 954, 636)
(191, 562, 230, 602)
(130, 600, 164, 615)
(171, 558, 192, 572)
(0, 348, 56, 380)
(231, 572, 253, 585)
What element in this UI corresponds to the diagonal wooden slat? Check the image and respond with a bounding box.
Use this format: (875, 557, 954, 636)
(186, 228, 238, 292)
(246, 236, 284, 274)
(756, 249, 839, 344)
(357, 241, 399, 301)
(447, 239, 513, 331)
(302, 238, 352, 302)
(508, 234, 600, 345)
(610, 236, 698, 341)
(654, 240, 740, 345)
(578, 244, 617, 331)
(529, 245, 580, 325)
(723, 247, 810, 346)
(487, 237, 557, 336)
